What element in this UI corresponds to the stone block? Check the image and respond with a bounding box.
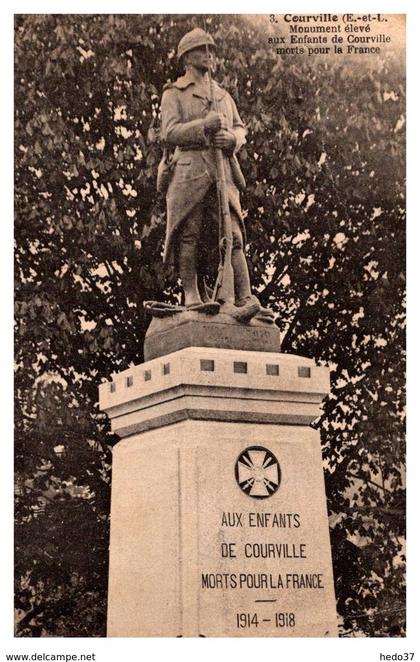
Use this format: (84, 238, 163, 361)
(99, 347, 337, 637)
(143, 310, 281, 361)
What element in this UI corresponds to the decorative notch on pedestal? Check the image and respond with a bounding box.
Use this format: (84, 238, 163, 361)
(144, 369, 152, 381)
(233, 361, 248, 374)
(200, 359, 215, 372)
(266, 364, 280, 376)
(162, 362, 170, 375)
(110, 382, 116, 393)
(126, 375, 133, 387)
(298, 366, 311, 378)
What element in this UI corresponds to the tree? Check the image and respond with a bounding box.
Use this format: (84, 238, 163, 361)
(15, 14, 405, 636)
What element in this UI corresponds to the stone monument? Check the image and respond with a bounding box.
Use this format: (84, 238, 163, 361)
(98, 27, 338, 637)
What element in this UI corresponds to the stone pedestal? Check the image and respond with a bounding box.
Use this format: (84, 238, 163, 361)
(99, 347, 338, 637)
(144, 309, 281, 361)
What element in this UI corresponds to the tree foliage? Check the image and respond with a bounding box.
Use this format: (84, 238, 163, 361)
(15, 14, 405, 636)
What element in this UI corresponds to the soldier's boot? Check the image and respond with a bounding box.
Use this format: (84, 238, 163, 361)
(179, 243, 220, 314)
(179, 243, 202, 307)
(232, 249, 275, 322)
(230, 250, 260, 322)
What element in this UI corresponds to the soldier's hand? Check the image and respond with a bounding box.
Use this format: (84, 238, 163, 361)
(204, 111, 227, 134)
(212, 129, 236, 151)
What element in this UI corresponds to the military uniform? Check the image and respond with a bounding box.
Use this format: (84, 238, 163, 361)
(160, 71, 247, 269)
(152, 26, 269, 318)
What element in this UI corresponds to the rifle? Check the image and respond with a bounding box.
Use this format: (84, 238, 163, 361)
(205, 42, 235, 305)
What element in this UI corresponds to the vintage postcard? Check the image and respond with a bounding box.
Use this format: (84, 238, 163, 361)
(12, 10, 406, 649)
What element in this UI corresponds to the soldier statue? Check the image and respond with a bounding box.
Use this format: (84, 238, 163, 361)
(146, 28, 274, 325)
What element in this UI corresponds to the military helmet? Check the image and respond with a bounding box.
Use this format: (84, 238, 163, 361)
(177, 28, 216, 59)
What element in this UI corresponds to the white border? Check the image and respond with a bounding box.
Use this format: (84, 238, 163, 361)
(2, 1, 418, 660)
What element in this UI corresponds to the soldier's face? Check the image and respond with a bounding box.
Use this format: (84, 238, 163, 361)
(185, 46, 214, 72)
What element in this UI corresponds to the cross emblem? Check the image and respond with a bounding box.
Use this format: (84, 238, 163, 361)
(235, 446, 281, 499)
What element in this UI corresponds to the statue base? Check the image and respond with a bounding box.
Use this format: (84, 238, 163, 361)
(144, 308, 280, 361)
(99, 346, 338, 637)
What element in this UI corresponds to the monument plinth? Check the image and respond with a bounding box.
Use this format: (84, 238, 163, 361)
(99, 346, 338, 637)
(144, 309, 280, 361)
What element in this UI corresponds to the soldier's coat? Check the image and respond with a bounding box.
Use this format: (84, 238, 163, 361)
(160, 70, 247, 265)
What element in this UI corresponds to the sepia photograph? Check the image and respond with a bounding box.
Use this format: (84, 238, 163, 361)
(13, 11, 406, 644)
